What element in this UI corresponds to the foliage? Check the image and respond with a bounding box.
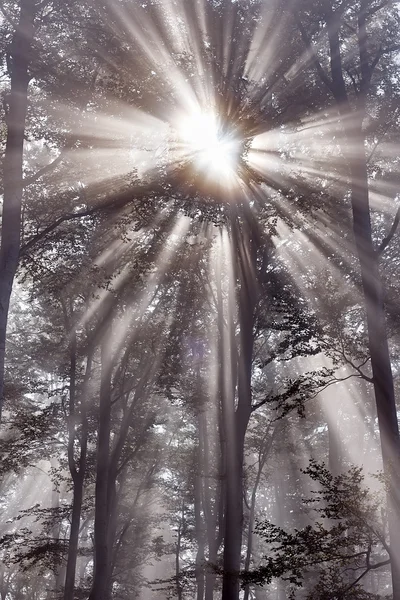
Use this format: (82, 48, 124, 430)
(247, 461, 390, 599)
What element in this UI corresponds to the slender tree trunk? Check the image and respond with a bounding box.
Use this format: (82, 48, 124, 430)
(47, 457, 65, 599)
(175, 502, 185, 600)
(350, 129, 400, 596)
(64, 473, 85, 600)
(0, 0, 36, 420)
(243, 476, 258, 600)
(201, 410, 221, 600)
(89, 331, 112, 600)
(63, 346, 91, 599)
(274, 475, 286, 600)
(222, 434, 247, 600)
(195, 473, 205, 600)
(308, 5, 400, 594)
(104, 484, 116, 597)
(194, 423, 205, 600)
(243, 426, 276, 600)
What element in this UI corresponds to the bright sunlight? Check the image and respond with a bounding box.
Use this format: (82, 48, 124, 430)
(177, 111, 242, 184)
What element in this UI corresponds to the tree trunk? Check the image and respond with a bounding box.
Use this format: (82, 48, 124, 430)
(221, 214, 258, 600)
(201, 409, 221, 600)
(105, 483, 117, 598)
(194, 430, 205, 600)
(64, 472, 85, 600)
(89, 332, 112, 600)
(0, 0, 36, 420)
(219, 285, 243, 600)
(221, 432, 247, 600)
(63, 318, 92, 600)
(243, 474, 258, 600)
(243, 426, 276, 600)
(350, 129, 400, 597)
(175, 502, 185, 600)
(274, 475, 286, 600)
(306, 5, 400, 593)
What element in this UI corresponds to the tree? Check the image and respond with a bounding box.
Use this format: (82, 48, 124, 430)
(0, 0, 37, 419)
(293, 1, 400, 593)
(248, 461, 391, 599)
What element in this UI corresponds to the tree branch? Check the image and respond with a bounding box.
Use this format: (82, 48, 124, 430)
(377, 205, 400, 256)
(339, 338, 373, 382)
(366, 0, 390, 18)
(295, 14, 335, 95)
(19, 179, 163, 257)
(22, 152, 65, 187)
(344, 557, 391, 593)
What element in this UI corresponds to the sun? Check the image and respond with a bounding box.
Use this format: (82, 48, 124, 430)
(176, 111, 242, 185)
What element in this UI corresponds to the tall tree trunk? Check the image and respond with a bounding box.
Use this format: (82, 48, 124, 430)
(201, 409, 221, 600)
(47, 457, 65, 599)
(0, 0, 36, 420)
(194, 437, 205, 600)
(274, 473, 286, 600)
(219, 269, 242, 600)
(175, 502, 185, 600)
(64, 473, 85, 599)
(89, 330, 112, 600)
(63, 334, 92, 600)
(243, 467, 260, 600)
(221, 214, 258, 600)
(350, 129, 400, 596)
(303, 5, 400, 594)
(243, 426, 276, 600)
(106, 479, 118, 599)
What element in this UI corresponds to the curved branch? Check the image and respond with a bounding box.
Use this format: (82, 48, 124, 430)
(377, 205, 400, 256)
(22, 152, 65, 187)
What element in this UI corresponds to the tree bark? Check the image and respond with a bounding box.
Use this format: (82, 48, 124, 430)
(243, 426, 276, 600)
(0, 0, 36, 420)
(194, 421, 205, 600)
(350, 129, 400, 597)
(243, 463, 261, 600)
(175, 502, 185, 600)
(300, 5, 400, 594)
(201, 409, 221, 600)
(89, 330, 112, 600)
(221, 213, 259, 600)
(64, 334, 92, 600)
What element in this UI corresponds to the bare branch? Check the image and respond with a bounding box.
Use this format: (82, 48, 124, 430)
(344, 557, 391, 593)
(345, 69, 359, 95)
(377, 205, 400, 256)
(370, 43, 400, 75)
(366, 0, 390, 18)
(309, 372, 367, 399)
(22, 152, 66, 187)
(339, 338, 373, 382)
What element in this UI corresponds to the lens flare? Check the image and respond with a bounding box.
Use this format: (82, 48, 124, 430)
(177, 111, 242, 184)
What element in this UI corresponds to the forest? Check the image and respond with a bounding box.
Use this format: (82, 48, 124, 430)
(0, 0, 400, 599)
